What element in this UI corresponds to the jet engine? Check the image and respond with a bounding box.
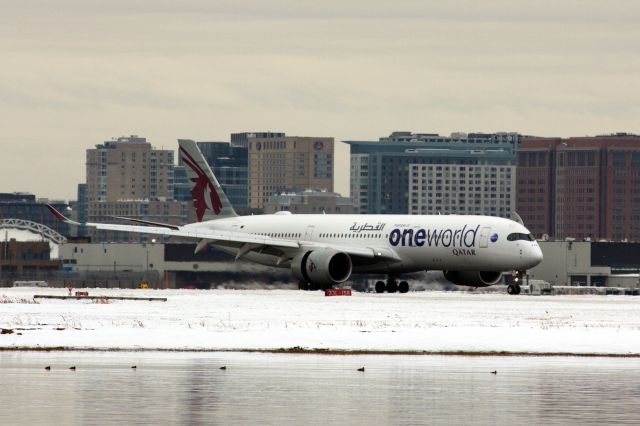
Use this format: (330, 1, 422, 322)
(291, 249, 353, 288)
(443, 270, 502, 287)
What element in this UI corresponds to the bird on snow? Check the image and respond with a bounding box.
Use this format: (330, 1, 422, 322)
(45, 366, 51, 371)
(357, 367, 365, 372)
(69, 366, 76, 371)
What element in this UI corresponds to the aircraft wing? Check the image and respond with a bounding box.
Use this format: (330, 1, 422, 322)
(47, 204, 299, 248)
(46, 204, 396, 261)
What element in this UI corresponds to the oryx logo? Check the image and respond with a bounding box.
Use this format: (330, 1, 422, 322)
(388, 225, 480, 248)
(308, 260, 316, 273)
(180, 146, 223, 221)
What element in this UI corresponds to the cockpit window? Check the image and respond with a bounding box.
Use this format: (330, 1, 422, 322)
(507, 233, 535, 242)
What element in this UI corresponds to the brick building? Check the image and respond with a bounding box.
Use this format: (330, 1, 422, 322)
(517, 133, 640, 241)
(0, 240, 61, 281)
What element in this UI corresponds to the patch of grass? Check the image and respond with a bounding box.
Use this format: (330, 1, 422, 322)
(0, 295, 38, 304)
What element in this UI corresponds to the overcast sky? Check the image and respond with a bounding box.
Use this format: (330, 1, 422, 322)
(1, 0, 639, 200)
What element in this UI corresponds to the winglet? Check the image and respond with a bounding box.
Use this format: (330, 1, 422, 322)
(46, 204, 81, 226)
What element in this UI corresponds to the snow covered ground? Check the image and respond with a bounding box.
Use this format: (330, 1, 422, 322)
(1, 288, 640, 355)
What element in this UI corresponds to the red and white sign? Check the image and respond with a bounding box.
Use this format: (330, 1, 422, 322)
(324, 289, 352, 297)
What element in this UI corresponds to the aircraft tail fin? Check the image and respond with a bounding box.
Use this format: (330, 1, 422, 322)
(178, 139, 238, 221)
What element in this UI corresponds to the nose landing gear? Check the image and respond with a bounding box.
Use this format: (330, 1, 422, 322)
(507, 270, 526, 295)
(507, 284, 521, 295)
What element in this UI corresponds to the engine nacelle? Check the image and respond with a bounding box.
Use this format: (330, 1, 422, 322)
(443, 270, 502, 287)
(291, 250, 353, 287)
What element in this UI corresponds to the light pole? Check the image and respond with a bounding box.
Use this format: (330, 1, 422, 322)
(145, 238, 156, 288)
(145, 243, 149, 286)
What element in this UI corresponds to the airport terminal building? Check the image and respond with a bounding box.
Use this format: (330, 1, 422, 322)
(529, 240, 640, 288)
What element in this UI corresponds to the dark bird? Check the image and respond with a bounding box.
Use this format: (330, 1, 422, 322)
(69, 366, 76, 371)
(491, 370, 497, 375)
(357, 367, 365, 372)
(131, 366, 137, 369)
(45, 366, 51, 370)
(219, 366, 227, 370)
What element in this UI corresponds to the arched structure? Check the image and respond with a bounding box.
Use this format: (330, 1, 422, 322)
(0, 219, 67, 244)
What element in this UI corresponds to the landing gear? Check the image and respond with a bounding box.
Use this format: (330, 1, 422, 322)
(507, 284, 521, 295)
(507, 270, 526, 295)
(374, 277, 410, 293)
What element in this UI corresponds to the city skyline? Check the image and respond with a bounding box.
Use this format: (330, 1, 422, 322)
(1, 1, 639, 199)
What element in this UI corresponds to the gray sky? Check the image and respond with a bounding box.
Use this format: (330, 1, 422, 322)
(1, 0, 639, 200)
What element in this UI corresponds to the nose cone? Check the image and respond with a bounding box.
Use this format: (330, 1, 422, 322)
(528, 244, 544, 268)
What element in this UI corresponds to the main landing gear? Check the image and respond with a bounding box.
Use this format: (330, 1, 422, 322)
(375, 277, 409, 294)
(507, 270, 526, 295)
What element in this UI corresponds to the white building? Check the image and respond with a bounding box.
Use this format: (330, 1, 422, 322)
(408, 164, 515, 217)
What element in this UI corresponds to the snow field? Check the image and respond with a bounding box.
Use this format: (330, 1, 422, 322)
(1, 288, 639, 355)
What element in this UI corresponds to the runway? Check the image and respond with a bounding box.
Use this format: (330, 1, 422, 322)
(1, 288, 639, 356)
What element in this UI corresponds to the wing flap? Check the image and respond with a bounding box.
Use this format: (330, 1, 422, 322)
(112, 216, 180, 230)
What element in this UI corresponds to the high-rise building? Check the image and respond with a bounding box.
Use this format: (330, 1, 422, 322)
(86, 135, 174, 203)
(517, 133, 640, 241)
(408, 161, 515, 217)
(248, 134, 334, 210)
(172, 167, 191, 204)
(175, 140, 249, 211)
(347, 132, 518, 215)
(71, 183, 87, 237)
(188, 141, 248, 209)
(84, 135, 189, 242)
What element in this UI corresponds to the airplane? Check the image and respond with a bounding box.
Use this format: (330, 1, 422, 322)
(48, 139, 543, 295)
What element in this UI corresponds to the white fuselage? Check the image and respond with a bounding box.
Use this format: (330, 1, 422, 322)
(183, 213, 543, 274)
